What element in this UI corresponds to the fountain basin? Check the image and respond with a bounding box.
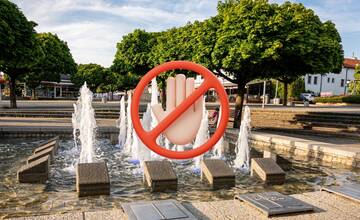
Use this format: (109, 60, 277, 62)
(76, 161, 110, 197)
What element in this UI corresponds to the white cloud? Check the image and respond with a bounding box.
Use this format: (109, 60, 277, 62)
(11, 0, 217, 67)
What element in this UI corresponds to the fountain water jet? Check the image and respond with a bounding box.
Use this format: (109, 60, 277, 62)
(233, 106, 251, 170)
(129, 104, 152, 165)
(193, 98, 209, 172)
(73, 83, 97, 163)
(124, 91, 133, 153)
(117, 96, 126, 148)
(213, 107, 224, 159)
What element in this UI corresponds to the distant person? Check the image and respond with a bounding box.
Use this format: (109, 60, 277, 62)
(209, 107, 220, 127)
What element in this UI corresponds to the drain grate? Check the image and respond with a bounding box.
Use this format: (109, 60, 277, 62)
(122, 199, 197, 220)
(321, 183, 360, 203)
(235, 191, 314, 217)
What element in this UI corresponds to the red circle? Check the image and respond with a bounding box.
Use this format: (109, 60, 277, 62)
(131, 61, 229, 160)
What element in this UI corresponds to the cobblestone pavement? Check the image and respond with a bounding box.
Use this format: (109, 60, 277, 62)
(9, 191, 360, 220)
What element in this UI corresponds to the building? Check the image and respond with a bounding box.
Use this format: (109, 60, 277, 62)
(23, 74, 78, 99)
(305, 58, 360, 96)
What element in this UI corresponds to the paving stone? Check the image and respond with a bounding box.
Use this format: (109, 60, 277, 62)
(251, 158, 285, 184)
(28, 147, 55, 164)
(143, 160, 177, 192)
(235, 192, 314, 217)
(122, 200, 197, 220)
(9, 212, 84, 220)
(84, 209, 126, 220)
(200, 159, 235, 189)
(17, 155, 50, 183)
(76, 161, 110, 197)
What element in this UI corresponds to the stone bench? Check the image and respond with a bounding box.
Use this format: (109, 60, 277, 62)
(28, 147, 55, 164)
(251, 158, 285, 184)
(76, 161, 110, 197)
(201, 159, 235, 189)
(143, 160, 177, 192)
(18, 155, 50, 183)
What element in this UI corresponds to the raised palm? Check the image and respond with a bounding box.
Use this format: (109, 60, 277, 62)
(152, 74, 203, 145)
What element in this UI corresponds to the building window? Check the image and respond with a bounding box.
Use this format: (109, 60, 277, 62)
(341, 79, 345, 87)
(307, 75, 312, 84)
(314, 76, 318, 85)
(332, 78, 335, 83)
(327, 77, 330, 83)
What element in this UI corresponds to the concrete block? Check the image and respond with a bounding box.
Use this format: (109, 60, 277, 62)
(28, 147, 55, 164)
(263, 150, 292, 171)
(143, 160, 177, 192)
(251, 158, 285, 184)
(18, 155, 50, 183)
(200, 159, 235, 189)
(33, 139, 58, 155)
(110, 133, 118, 145)
(76, 161, 110, 197)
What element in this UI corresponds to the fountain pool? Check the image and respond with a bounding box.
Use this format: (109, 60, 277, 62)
(1, 137, 360, 218)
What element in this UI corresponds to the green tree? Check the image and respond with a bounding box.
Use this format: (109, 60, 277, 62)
(212, 0, 279, 127)
(349, 65, 360, 95)
(23, 33, 76, 99)
(112, 29, 157, 76)
(273, 2, 343, 105)
(71, 64, 106, 92)
(0, 0, 42, 108)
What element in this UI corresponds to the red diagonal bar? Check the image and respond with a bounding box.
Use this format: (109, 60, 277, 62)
(148, 80, 213, 139)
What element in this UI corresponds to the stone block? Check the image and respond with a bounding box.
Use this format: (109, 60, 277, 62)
(28, 147, 55, 164)
(76, 161, 110, 197)
(251, 158, 285, 184)
(33, 139, 58, 155)
(18, 155, 50, 183)
(110, 133, 118, 145)
(200, 159, 235, 189)
(143, 160, 177, 192)
(263, 150, 292, 171)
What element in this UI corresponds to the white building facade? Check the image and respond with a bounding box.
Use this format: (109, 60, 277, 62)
(305, 58, 360, 96)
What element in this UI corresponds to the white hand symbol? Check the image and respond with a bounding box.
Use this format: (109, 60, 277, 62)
(151, 74, 203, 145)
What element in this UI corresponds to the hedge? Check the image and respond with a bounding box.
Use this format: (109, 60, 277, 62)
(315, 95, 360, 104)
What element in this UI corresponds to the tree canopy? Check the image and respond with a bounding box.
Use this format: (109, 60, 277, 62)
(111, 0, 343, 127)
(0, 0, 42, 107)
(71, 63, 108, 92)
(23, 33, 77, 98)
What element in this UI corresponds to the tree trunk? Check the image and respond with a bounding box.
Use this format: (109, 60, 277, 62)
(9, 77, 17, 108)
(110, 92, 114, 101)
(283, 81, 288, 106)
(31, 89, 36, 100)
(233, 82, 246, 128)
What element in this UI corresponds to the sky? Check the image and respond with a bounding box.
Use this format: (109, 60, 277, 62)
(11, 0, 360, 67)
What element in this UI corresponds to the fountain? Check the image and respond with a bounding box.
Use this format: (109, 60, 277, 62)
(73, 83, 110, 197)
(71, 103, 79, 150)
(213, 107, 224, 159)
(124, 91, 133, 153)
(117, 96, 126, 148)
(72, 83, 97, 163)
(193, 98, 209, 172)
(233, 106, 251, 170)
(129, 104, 153, 166)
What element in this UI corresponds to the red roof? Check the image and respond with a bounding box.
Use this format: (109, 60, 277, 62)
(343, 58, 360, 69)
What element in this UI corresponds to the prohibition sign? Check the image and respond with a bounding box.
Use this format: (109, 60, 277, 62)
(131, 61, 229, 160)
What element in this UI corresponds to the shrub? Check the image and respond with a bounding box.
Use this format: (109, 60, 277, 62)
(315, 95, 360, 104)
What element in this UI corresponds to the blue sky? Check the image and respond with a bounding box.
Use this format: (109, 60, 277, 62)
(11, 0, 360, 67)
